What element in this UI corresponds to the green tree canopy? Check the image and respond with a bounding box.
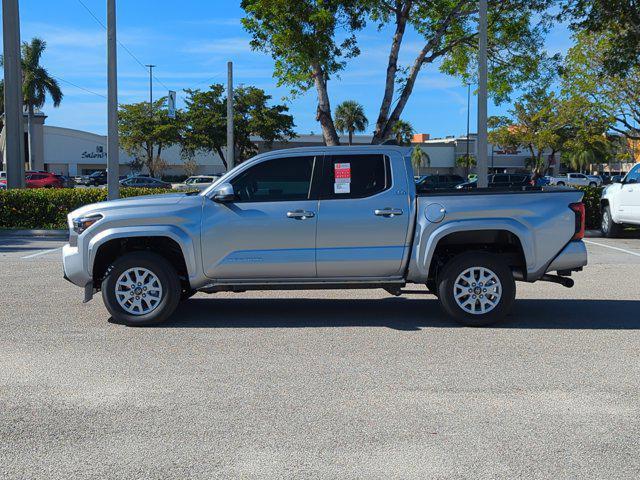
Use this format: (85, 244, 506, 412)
(182, 84, 296, 169)
(118, 98, 182, 178)
(241, 0, 558, 145)
(241, 0, 364, 146)
(334, 100, 368, 145)
(562, 0, 640, 75)
(561, 30, 640, 143)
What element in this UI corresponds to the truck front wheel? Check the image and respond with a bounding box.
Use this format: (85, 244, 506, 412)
(437, 252, 515, 327)
(601, 205, 622, 238)
(101, 252, 181, 326)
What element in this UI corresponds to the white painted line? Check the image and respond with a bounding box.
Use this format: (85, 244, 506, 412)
(584, 240, 640, 258)
(21, 247, 62, 259)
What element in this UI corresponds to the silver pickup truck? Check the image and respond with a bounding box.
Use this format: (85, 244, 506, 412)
(62, 146, 587, 327)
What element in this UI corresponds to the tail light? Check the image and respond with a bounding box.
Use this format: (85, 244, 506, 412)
(569, 202, 585, 241)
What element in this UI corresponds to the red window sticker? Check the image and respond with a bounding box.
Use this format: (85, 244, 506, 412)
(334, 163, 351, 182)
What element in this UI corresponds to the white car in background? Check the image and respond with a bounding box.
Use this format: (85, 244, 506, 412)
(173, 175, 221, 192)
(601, 163, 640, 237)
(549, 173, 602, 187)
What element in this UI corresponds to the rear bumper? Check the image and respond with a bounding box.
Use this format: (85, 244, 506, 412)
(546, 240, 587, 273)
(62, 243, 92, 287)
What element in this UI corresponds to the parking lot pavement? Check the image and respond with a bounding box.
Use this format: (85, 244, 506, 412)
(1, 236, 640, 479)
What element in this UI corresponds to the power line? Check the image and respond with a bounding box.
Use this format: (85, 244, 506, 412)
(53, 75, 107, 99)
(76, 0, 171, 91)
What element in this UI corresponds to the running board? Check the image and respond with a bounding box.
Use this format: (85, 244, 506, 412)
(199, 281, 406, 294)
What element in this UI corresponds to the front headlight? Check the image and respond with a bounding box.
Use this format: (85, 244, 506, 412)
(72, 213, 103, 234)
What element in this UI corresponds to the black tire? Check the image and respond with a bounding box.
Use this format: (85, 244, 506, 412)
(101, 251, 181, 326)
(557, 181, 565, 186)
(589, 182, 597, 187)
(601, 205, 622, 238)
(437, 252, 516, 327)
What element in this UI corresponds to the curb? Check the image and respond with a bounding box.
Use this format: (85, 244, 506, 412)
(0, 229, 68, 238)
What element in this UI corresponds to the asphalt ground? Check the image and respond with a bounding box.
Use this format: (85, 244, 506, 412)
(1, 235, 640, 479)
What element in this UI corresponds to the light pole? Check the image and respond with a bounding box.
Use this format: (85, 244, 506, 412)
(106, 0, 120, 199)
(2, 0, 26, 188)
(227, 61, 234, 170)
(476, 0, 489, 188)
(466, 82, 471, 160)
(145, 64, 156, 109)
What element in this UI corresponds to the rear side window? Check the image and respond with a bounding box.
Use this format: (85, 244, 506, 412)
(231, 156, 315, 202)
(321, 154, 390, 199)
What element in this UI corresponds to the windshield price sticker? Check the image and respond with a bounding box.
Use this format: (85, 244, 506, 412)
(334, 163, 351, 193)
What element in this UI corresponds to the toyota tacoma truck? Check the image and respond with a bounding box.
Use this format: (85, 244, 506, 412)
(62, 146, 587, 327)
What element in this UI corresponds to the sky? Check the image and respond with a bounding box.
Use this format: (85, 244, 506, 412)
(3, 0, 573, 138)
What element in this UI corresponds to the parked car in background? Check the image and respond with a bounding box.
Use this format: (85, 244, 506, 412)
(548, 173, 602, 187)
(1, 172, 64, 189)
(456, 173, 532, 190)
(119, 176, 171, 189)
(55, 175, 75, 188)
(415, 174, 465, 191)
(0, 171, 5, 179)
(86, 170, 108, 186)
(25, 172, 64, 188)
(600, 163, 640, 237)
(173, 175, 221, 192)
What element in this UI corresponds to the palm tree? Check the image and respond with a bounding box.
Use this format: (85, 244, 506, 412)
(334, 100, 368, 145)
(456, 154, 477, 179)
(391, 119, 414, 145)
(20, 38, 63, 170)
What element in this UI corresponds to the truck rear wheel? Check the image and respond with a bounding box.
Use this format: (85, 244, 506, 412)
(437, 252, 515, 327)
(101, 252, 181, 326)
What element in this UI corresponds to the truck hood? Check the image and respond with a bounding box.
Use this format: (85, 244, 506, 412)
(70, 192, 202, 219)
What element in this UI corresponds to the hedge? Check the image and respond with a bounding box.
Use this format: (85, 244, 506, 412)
(575, 186, 603, 230)
(0, 185, 606, 231)
(0, 188, 174, 230)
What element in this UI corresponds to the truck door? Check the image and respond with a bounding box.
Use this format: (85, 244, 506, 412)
(618, 165, 640, 222)
(201, 155, 319, 279)
(315, 153, 411, 278)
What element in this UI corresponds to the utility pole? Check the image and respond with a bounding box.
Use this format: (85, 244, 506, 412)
(227, 61, 234, 171)
(476, 0, 489, 188)
(106, 0, 120, 199)
(145, 64, 155, 109)
(466, 82, 471, 160)
(2, 0, 26, 188)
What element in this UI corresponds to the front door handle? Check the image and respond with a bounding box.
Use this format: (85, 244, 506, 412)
(287, 210, 315, 219)
(374, 208, 403, 217)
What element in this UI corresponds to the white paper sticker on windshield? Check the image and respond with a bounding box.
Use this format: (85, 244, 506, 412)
(334, 182, 350, 194)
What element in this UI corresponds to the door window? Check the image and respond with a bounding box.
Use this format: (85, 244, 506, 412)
(321, 154, 389, 199)
(230, 156, 315, 202)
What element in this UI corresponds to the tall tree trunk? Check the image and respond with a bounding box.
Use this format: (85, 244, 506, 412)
(372, 0, 411, 144)
(215, 146, 228, 171)
(311, 62, 340, 146)
(27, 104, 36, 171)
(348, 129, 353, 146)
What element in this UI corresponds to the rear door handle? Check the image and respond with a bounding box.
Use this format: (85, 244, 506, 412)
(287, 210, 315, 219)
(374, 208, 403, 217)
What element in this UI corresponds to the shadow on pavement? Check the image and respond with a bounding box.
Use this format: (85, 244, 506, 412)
(0, 236, 65, 253)
(157, 297, 640, 330)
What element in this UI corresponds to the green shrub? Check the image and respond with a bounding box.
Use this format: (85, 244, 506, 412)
(0, 187, 174, 230)
(575, 186, 603, 230)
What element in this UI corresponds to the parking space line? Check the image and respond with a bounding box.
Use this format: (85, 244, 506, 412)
(584, 240, 640, 258)
(21, 247, 62, 259)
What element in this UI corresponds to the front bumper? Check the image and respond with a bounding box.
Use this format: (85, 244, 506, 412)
(546, 240, 588, 273)
(62, 243, 92, 287)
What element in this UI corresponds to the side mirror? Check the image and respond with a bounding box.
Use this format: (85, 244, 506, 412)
(212, 182, 235, 202)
